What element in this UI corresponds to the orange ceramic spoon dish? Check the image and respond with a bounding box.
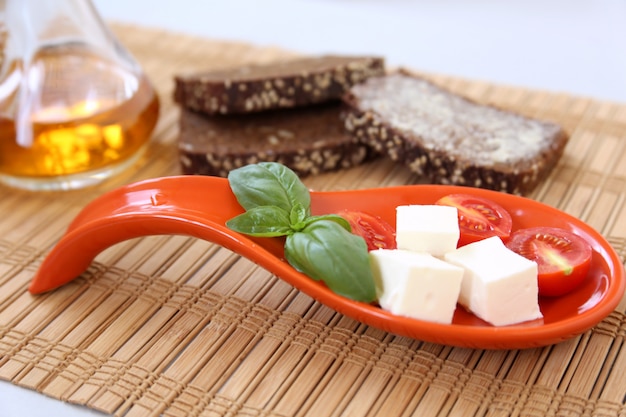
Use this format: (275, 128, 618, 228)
(30, 176, 625, 349)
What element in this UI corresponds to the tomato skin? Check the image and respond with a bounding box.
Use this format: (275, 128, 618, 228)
(435, 194, 513, 247)
(338, 210, 396, 251)
(506, 227, 592, 297)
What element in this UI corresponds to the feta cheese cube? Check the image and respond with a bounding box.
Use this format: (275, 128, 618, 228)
(369, 249, 464, 324)
(444, 236, 542, 326)
(395, 205, 459, 256)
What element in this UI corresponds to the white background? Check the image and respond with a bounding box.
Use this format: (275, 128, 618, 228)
(94, 0, 626, 103)
(1, 1, 625, 416)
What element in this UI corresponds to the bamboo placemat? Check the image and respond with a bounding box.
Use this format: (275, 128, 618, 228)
(1, 23, 625, 417)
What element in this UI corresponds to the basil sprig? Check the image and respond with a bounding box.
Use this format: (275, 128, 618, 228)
(226, 162, 376, 302)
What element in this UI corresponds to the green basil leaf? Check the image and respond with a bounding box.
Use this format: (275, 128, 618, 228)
(290, 202, 309, 231)
(284, 220, 376, 302)
(304, 214, 352, 231)
(226, 206, 292, 237)
(228, 162, 311, 214)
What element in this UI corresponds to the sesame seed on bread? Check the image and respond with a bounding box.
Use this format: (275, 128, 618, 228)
(174, 55, 385, 115)
(342, 70, 569, 195)
(178, 103, 377, 178)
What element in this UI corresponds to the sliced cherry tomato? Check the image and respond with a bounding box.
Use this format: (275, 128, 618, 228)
(435, 193, 513, 247)
(339, 210, 396, 251)
(506, 227, 592, 297)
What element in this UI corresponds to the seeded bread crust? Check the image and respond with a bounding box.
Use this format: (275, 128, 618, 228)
(343, 71, 569, 195)
(174, 55, 385, 115)
(178, 103, 377, 177)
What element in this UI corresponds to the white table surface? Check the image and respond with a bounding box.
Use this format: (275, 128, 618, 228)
(2, 1, 625, 416)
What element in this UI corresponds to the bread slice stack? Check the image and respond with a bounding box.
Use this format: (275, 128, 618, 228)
(173, 55, 385, 177)
(174, 57, 568, 195)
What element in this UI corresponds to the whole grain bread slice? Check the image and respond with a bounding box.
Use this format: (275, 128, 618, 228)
(178, 103, 377, 177)
(174, 55, 385, 115)
(342, 70, 569, 194)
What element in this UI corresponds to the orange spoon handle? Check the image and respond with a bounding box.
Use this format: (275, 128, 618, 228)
(29, 176, 286, 293)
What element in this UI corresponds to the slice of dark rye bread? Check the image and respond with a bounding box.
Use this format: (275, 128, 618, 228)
(174, 55, 385, 115)
(342, 71, 569, 195)
(178, 103, 377, 177)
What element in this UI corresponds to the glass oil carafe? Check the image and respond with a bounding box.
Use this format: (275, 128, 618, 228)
(0, 0, 159, 191)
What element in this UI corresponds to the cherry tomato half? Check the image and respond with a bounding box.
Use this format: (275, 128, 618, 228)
(435, 194, 513, 247)
(339, 210, 397, 251)
(506, 226, 592, 297)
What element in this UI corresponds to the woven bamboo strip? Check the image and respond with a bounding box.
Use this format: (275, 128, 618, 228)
(74, 247, 243, 412)
(41, 240, 222, 399)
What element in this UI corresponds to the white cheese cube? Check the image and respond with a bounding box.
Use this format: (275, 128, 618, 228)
(444, 236, 542, 326)
(396, 205, 460, 256)
(369, 249, 464, 324)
